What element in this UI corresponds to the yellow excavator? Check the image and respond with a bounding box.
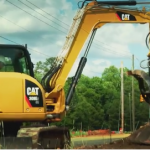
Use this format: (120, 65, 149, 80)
(1, 0, 150, 148)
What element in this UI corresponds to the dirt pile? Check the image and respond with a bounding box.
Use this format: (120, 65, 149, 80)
(75, 137, 150, 149)
(75, 124, 150, 149)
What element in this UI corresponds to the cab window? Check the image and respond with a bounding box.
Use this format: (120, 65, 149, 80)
(0, 48, 30, 75)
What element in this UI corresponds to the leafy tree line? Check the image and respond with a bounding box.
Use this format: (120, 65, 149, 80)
(34, 57, 149, 131)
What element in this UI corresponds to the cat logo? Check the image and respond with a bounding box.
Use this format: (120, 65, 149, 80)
(27, 87, 39, 96)
(116, 11, 136, 21)
(122, 14, 130, 20)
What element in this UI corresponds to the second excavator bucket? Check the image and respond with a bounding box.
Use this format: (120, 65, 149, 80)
(127, 70, 150, 104)
(128, 123, 150, 145)
(127, 69, 150, 145)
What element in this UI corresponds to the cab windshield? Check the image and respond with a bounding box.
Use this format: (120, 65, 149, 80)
(0, 48, 30, 75)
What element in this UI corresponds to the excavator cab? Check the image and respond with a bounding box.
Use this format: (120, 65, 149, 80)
(0, 44, 34, 77)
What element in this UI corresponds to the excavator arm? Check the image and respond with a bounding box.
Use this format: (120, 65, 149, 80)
(43, 0, 150, 121)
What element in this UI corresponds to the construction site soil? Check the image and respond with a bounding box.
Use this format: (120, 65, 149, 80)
(75, 124, 150, 149)
(75, 137, 150, 149)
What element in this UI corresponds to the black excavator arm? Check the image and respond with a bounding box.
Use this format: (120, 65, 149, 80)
(127, 70, 150, 104)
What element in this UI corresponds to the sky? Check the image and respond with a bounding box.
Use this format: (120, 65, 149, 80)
(1, 0, 150, 78)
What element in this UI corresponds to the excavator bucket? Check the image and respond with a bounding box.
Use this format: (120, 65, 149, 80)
(128, 124, 150, 145)
(17, 126, 71, 149)
(0, 126, 71, 149)
(0, 137, 32, 149)
(37, 127, 71, 149)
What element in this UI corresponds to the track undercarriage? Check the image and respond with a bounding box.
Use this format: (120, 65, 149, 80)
(0, 122, 71, 149)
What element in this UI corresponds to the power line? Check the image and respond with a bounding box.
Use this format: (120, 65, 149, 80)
(26, 0, 132, 53)
(0, 35, 50, 57)
(83, 27, 132, 55)
(6, 0, 66, 34)
(0, 36, 119, 76)
(0, 15, 32, 33)
(0, 14, 132, 57)
(5, 0, 135, 57)
(93, 42, 131, 58)
(0, 36, 141, 76)
(0, 36, 18, 44)
(94, 39, 131, 55)
(0, 34, 130, 60)
(93, 44, 131, 58)
(3, 0, 140, 62)
(0, 34, 132, 72)
(135, 56, 141, 62)
(26, 0, 70, 27)
(18, 0, 68, 31)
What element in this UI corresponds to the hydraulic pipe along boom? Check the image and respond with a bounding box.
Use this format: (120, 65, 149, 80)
(65, 57, 87, 106)
(97, 1, 136, 6)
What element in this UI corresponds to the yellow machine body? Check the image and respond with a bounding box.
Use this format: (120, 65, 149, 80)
(0, 72, 46, 120)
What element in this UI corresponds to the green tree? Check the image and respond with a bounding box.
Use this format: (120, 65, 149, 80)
(33, 57, 150, 131)
(34, 57, 55, 82)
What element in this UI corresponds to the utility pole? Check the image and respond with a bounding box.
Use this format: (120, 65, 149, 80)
(129, 93, 132, 131)
(132, 54, 135, 132)
(121, 61, 124, 133)
(118, 102, 121, 132)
